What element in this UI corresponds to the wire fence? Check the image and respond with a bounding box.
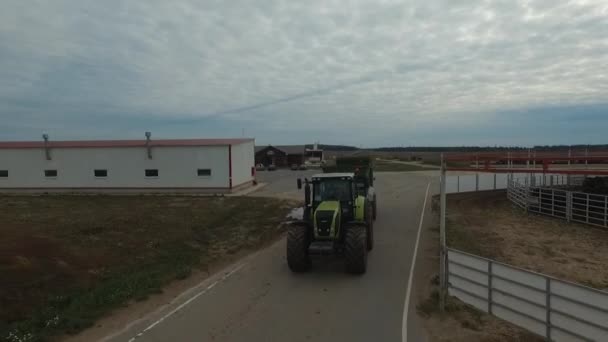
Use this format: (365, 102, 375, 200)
(507, 177, 608, 229)
(448, 248, 608, 341)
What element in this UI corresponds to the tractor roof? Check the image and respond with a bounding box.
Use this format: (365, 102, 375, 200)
(311, 173, 354, 179)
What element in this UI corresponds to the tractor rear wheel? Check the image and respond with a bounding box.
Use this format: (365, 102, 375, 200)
(367, 216, 374, 251)
(287, 223, 311, 272)
(372, 198, 377, 220)
(344, 224, 368, 274)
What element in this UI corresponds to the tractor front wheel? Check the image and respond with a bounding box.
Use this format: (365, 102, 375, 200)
(344, 224, 368, 274)
(287, 223, 311, 272)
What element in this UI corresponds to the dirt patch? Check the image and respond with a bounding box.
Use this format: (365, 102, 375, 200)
(0, 195, 296, 342)
(414, 193, 545, 342)
(447, 191, 608, 289)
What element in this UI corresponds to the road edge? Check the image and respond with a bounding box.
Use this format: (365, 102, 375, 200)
(402, 181, 431, 342)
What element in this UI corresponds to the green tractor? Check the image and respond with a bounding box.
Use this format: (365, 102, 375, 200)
(287, 171, 375, 274)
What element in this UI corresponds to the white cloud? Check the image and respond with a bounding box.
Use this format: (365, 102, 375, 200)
(0, 0, 607, 143)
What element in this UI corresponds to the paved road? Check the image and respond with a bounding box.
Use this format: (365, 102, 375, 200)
(107, 171, 436, 342)
(253, 169, 318, 200)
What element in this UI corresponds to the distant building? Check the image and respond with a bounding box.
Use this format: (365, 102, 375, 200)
(305, 142, 324, 166)
(255, 145, 305, 167)
(0, 136, 255, 193)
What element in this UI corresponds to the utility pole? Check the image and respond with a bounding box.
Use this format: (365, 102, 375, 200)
(439, 154, 447, 312)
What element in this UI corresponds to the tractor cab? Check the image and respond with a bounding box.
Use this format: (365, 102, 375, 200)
(311, 173, 357, 222)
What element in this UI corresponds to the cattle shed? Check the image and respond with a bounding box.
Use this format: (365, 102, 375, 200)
(0, 137, 255, 193)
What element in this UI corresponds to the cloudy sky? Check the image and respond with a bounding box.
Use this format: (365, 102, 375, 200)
(1, 0, 607, 147)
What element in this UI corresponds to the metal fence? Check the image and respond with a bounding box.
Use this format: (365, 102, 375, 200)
(507, 178, 608, 228)
(448, 248, 608, 341)
(447, 173, 590, 194)
(445, 173, 509, 193)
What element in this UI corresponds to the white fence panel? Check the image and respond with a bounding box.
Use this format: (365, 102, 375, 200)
(492, 263, 546, 290)
(445, 176, 460, 194)
(493, 305, 547, 337)
(478, 174, 495, 191)
(496, 174, 509, 189)
(447, 249, 608, 341)
(492, 277, 546, 306)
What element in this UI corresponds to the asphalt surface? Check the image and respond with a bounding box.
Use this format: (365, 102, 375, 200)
(107, 171, 437, 342)
(252, 169, 318, 200)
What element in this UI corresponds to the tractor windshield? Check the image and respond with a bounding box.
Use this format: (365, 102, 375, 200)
(313, 179, 352, 202)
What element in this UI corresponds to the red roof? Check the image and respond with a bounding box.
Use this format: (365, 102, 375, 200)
(0, 138, 254, 149)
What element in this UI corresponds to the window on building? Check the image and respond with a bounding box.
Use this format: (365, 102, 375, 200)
(0, 170, 7, 178)
(44, 170, 58, 177)
(145, 169, 159, 177)
(94, 169, 108, 178)
(197, 169, 212, 177)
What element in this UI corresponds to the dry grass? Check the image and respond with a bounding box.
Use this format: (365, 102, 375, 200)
(417, 282, 544, 342)
(447, 191, 608, 289)
(374, 160, 437, 172)
(0, 195, 295, 342)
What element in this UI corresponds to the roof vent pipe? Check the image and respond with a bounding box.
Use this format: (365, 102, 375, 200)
(42, 133, 51, 160)
(145, 132, 152, 159)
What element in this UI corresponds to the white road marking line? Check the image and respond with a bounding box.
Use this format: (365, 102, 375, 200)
(402, 181, 431, 342)
(126, 263, 246, 342)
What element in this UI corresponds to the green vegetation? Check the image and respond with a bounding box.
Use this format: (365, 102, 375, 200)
(0, 195, 295, 342)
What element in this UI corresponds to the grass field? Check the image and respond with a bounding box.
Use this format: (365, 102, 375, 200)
(0, 195, 295, 342)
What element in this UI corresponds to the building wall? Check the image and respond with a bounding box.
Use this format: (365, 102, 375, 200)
(230, 140, 255, 187)
(0, 146, 231, 189)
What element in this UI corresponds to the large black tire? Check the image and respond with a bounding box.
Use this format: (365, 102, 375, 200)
(287, 223, 311, 272)
(367, 206, 374, 251)
(372, 197, 377, 220)
(367, 212, 374, 251)
(344, 224, 368, 274)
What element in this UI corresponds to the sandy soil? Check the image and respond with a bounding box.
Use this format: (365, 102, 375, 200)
(447, 191, 608, 289)
(414, 195, 543, 342)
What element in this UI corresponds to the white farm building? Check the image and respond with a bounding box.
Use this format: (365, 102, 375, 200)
(0, 137, 255, 193)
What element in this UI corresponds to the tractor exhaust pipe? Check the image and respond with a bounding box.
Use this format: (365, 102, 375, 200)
(304, 181, 311, 207)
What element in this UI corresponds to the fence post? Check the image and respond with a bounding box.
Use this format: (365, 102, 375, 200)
(604, 196, 607, 228)
(488, 261, 493, 314)
(531, 174, 536, 187)
(551, 190, 555, 216)
(586, 193, 590, 224)
(439, 155, 447, 312)
(457, 175, 460, 193)
(475, 173, 479, 191)
(566, 192, 572, 222)
(546, 278, 552, 340)
(493, 174, 497, 190)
